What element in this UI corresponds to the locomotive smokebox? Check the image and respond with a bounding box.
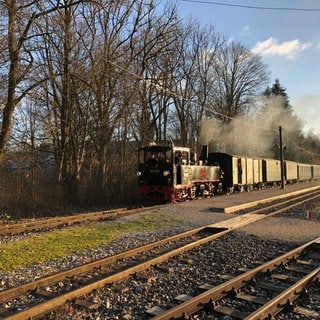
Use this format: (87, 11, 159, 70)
(200, 145, 208, 162)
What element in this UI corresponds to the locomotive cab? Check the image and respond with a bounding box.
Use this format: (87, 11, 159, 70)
(137, 143, 175, 202)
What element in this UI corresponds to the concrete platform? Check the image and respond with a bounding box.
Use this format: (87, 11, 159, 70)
(209, 181, 320, 213)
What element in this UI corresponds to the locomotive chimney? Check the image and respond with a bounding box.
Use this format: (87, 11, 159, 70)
(200, 145, 208, 161)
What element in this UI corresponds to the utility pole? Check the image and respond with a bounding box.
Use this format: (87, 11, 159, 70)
(279, 126, 285, 189)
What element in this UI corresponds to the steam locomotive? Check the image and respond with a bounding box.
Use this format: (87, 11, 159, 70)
(137, 141, 320, 203)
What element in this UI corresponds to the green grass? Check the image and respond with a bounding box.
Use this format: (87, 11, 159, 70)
(0, 213, 180, 272)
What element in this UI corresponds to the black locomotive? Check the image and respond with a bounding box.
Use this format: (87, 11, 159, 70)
(137, 141, 320, 203)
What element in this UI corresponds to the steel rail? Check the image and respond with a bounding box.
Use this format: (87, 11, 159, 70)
(151, 237, 320, 320)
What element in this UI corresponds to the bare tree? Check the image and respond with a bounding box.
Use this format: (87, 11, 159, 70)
(0, 0, 97, 161)
(30, 0, 180, 204)
(212, 41, 269, 124)
(167, 20, 224, 149)
(126, 1, 180, 145)
(34, 1, 100, 203)
(81, 1, 141, 203)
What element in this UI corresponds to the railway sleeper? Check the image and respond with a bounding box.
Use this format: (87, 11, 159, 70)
(174, 294, 192, 302)
(214, 305, 247, 319)
(294, 306, 320, 318)
(0, 306, 16, 318)
(296, 259, 319, 267)
(235, 292, 268, 305)
(285, 265, 315, 274)
(146, 306, 166, 316)
(75, 298, 99, 310)
(33, 288, 55, 299)
(257, 281, 288, 292)
(271, 273, 300, 282)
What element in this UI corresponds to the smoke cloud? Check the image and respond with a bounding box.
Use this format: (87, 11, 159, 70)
(200, 96, 301, 158)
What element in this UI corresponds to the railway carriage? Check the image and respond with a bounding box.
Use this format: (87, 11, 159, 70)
(297, 163, 313, 181)
(207, 152, 264, 193)
(311, 164, 320, 180)
(262, 158, 281, 186)
(284, 160, 298, 184)
(207, 152, 243, 193)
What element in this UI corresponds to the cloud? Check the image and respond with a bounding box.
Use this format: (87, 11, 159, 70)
(239, 25, 250, 37)
(252, 37, 311, 59)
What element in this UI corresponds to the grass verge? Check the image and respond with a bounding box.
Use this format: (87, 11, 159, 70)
(0, 213, 181, 272)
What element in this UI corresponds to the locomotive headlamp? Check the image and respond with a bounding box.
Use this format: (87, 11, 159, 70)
(163, 170, 170, 176)
(136, 171, 142, 176)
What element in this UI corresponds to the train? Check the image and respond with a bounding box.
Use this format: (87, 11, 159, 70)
(137, 141, 320, 203)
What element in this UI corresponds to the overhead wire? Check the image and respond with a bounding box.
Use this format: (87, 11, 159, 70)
(180, 0, 320, 12)
(283, 134, 320, 156)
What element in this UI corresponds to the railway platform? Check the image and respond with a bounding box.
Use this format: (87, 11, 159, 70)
(209, 180, 320, 213)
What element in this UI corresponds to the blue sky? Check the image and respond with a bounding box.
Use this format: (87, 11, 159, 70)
(177, 0, 320, 136)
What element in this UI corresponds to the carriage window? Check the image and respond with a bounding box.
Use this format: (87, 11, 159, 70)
(166, 150, 172, 163)
(175, 151, 189, 164)
(146, 152, 158, 166)
(145, 150, 168, 165)
(157, 152, 166, 163)
(140, 148, 171, 165)
(138, 150, 145, 164)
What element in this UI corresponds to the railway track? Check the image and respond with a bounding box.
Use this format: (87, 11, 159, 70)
(1, 187, 320, 238)
(151, 238, 320, 320)
(0, 206, 151, 236)
(0, 189, 319, 319)
(222, 187, 320, 215)
(0, 226, 229, 319)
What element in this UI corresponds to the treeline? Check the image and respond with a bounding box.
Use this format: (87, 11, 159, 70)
(0, 1, 318, 217)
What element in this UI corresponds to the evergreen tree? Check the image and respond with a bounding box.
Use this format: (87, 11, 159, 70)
(269, 79, 290, 109)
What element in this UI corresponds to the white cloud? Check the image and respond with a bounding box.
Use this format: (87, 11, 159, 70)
(239, 25, 250, 37)
(252, 37, 311, 59)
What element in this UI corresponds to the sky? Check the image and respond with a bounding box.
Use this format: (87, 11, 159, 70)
(176, 0, 320, 136)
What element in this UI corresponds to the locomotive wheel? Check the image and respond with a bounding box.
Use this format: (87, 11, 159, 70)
(189, 187, 196, 200)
